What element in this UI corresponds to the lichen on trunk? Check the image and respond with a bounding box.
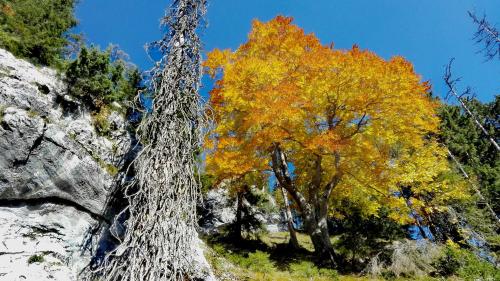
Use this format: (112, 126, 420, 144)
(83, 1, 208, 280)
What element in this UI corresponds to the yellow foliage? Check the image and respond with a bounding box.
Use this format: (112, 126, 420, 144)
(204, 16, 469, 224)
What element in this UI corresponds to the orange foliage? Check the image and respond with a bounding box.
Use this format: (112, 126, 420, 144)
(204, 16, 467, 222)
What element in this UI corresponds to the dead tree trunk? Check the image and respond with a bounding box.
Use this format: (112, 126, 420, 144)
(446, 147, 500, 225)
(234, 191, 244, 240)
(85, 1, 208, 280)
(444, 60, 500, 152)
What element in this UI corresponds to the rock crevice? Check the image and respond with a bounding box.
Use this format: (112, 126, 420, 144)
(0, 197, 110, 223)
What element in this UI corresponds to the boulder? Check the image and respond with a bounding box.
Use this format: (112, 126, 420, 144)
(0, 204, 97, 281)
(198, 188, 237, 235)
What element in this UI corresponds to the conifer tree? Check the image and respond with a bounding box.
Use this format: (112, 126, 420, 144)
(0, 0, 78, 66)
(87, 1, 207, 280)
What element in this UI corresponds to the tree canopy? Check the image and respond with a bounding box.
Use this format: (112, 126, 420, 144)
(0, 0, 77, 66)
(439, 97, 500, 213)
(204, 16, 469, 261)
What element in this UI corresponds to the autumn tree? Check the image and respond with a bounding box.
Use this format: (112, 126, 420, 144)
(204, 17, 467, 264)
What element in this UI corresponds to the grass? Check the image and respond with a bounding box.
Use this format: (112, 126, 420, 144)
(91, 151, 119, 176)
(27, 109, 38, 118)
(204, 232, 480, 281)
(261, 231, 340, 252)
(204, 232, 351, 281)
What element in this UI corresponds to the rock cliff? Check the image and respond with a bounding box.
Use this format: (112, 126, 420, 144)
(0, 49, 214, 281)
(0, 48, 134, 280)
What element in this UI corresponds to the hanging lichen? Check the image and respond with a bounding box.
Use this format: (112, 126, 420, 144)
(85, 0, 207, 280)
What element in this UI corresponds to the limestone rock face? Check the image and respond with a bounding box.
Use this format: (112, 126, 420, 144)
(0, 49, 216, 281)
(0, 49, 131, 280)
(0, 204, 97, 281)
(0, 48, 133, 213)
(198, 186, 286, 235)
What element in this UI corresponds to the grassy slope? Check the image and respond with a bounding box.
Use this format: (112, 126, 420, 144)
(203, 232, 463, 281)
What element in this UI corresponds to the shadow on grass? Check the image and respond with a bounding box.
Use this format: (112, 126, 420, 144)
(203, 232, 326, 272)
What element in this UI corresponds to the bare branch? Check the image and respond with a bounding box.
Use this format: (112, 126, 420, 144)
(443, 59, 500, 152)
(468, 11, 500, 61)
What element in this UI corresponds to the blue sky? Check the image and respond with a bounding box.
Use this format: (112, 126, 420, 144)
(75, 0, 499, 102)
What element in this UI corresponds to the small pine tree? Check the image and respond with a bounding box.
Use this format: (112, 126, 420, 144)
(0, 0, 78, 66)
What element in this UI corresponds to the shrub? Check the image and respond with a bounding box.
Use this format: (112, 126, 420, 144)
(289, 261, 319, 278)
(386, 240, 443, 277)
(246, 251, 275, 273)
(333, 204, 406, 270)
(225, 250, 275, 273)
(318, 268, 339, 279)
(0, 0, 77, 66)
(364, 239, 443, 278)
(365, 239, 500, 280)
(65, 46, 141, 112)
(434, 244, 500, 280)
(27, 254, 44, 264)
(91, 106, 111, 136)
(289, 261, 339, 280)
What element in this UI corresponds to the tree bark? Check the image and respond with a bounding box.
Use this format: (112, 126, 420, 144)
(234, 191, 244, 240)
(280, 185, 300, 249)
(270, 143, 339, 265)
(303, 210, 337, 265)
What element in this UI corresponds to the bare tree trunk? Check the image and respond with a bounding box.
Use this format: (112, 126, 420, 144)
(280, 185, 300, 249)
(446, 147, 500, 225)
(444, 61, 500, 151)
(234, 191, 244, 240)
(84, 1, 208, 280)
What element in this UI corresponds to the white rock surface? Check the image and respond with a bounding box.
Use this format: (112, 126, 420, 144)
(0, 49, 217, 281)
(0, 204, 97, 281)
(0, 48, 133, 213)
(0, 49, 130, 280)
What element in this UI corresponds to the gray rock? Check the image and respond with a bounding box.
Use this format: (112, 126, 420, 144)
(0, 49, 216, 281)
(199, 188, 237, 235)
(0, 48, 132, 214)
(199, 185, 286, 235)
(0, 49, 129, 280)
(0, 204, 97, 281)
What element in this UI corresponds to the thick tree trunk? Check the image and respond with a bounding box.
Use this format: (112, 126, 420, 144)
(280, 186, 300, 249)
(270, 143, 339, 266)
(303, 209, 337, 265)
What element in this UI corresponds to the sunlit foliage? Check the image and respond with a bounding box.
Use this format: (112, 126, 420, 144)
(204, 16, 469, 258)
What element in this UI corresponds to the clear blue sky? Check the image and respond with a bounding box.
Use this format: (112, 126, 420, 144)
(75, 0, 499, 102)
